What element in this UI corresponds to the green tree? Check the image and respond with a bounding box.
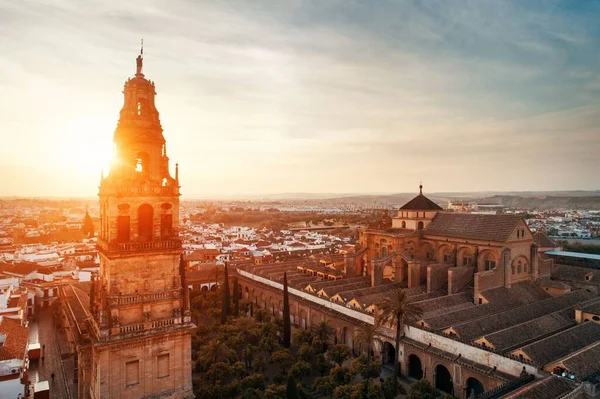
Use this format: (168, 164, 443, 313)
(196, 339, 236, 371)
(313, 376, 335, 397)
(407, 378, 439, 399)
(289, 360, 311, 382)
(226, 317, 261, 369)
(354, 318, 383, 393)
(259, 320, 280, 353)
(327, 344, 350, 366)
(297, 343, 315, 364)
(233, 277, 240, 316)
(286, 374, 299, 399)
(205, 362, 234, 384)
(379, 289, 423, 396)
(240, 373, 266, 391)
(312, 320, 334, 349)
(317, 354, 332, 377)
(221, 264, 231, 323)
(293, 329, 313, 347)
(272, 348, 294, 374)
(283, 271, 291, 348)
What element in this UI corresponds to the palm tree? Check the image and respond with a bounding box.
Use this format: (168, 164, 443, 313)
(378, 289, 423, 396)
(197, 338, 233, 371)
(312, 320, 334, 343)
(227, 316, 262, 369)
(354, 317, 383, 394)
(312, 320, 335, 354)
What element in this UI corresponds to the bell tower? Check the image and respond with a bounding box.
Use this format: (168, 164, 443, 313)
(87, 48, 194, 399)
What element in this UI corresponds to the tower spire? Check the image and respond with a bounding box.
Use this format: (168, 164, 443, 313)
(419, 181, 423, 195)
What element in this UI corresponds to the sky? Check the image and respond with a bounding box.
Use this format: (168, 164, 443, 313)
(0, 0, 599, 198)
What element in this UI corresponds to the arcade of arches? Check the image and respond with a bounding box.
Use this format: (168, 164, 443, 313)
(235, 275, 506, 399)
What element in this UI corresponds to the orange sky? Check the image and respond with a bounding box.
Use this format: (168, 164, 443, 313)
(1, 1, 599, 198)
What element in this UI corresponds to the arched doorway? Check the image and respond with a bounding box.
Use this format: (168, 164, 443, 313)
(435, 364, 453, 395)
(383, 342, 395, 366)
(408, 354, 423, 380)
(466, 377, 484, 398)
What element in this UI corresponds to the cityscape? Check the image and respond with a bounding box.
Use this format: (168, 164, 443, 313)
(2, 1, 600, 399)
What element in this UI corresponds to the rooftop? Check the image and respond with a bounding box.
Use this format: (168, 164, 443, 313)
(424, 213, 524, 242)
(399, 186, 443, 211)
(0, 317, 29, 361)
(517, 321, 600, 366)
(545, 250, 600, 261)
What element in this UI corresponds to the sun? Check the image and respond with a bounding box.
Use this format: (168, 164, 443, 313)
(55, 115, 114, 177)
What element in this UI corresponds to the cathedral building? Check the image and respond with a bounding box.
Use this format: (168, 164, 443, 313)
(68, 52, 194, 399)
(234, 187, 600, 398)
(356, 185, 553, 302)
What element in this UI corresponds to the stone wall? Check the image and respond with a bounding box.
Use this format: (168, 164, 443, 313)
(448, 267, 475, 295)
(92, 330, 193, 399)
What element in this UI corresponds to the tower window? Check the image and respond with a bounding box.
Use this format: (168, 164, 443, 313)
(157, 354, 170, 379)
(135, 152, 149, 175)
(137, 98, 147, 116)
(138, 204, 153, 242)
(402, 221, 406, 228)
(117, 215, 130, 242)
(126, 360, 139, 387)
(417, 221, 424, 230)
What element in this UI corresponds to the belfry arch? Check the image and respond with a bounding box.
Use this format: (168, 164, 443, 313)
(137, 203, 153, 242)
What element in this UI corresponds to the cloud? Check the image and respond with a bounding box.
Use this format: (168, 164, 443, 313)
(0, 0, 599, 197)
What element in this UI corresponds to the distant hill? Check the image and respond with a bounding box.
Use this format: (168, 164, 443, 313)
(259, 190, 600, 210)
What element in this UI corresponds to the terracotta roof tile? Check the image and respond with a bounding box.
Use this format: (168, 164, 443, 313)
(562, 342, 600, 381)
(399, 194, 443, 211)
(0, 317, 29, 361)
(508, 375, 577, 399)
(518, 322, 600, 366)
(424, 213, 523, 242)
(484, 309, 576, 353)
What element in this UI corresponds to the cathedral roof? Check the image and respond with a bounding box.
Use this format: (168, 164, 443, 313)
(399, 185, 443, 211)
(424, 213, 523, 242)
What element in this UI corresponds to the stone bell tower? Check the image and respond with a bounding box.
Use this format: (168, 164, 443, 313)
(87, 48, 194, 399)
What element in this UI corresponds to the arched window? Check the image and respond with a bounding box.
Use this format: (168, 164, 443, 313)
(137, 97, 148, 116)
(462, 251, 472, 266)
(135, 152, 149, 176)
(116, 215, 130, 242)
(381, 247, 387, 258)
(401, 221, 406, 228)
(417, 221, 424, 230)
(138, 204, 153, 242)
(517, 261, 522, 274)
(484, 253, 496, 271)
